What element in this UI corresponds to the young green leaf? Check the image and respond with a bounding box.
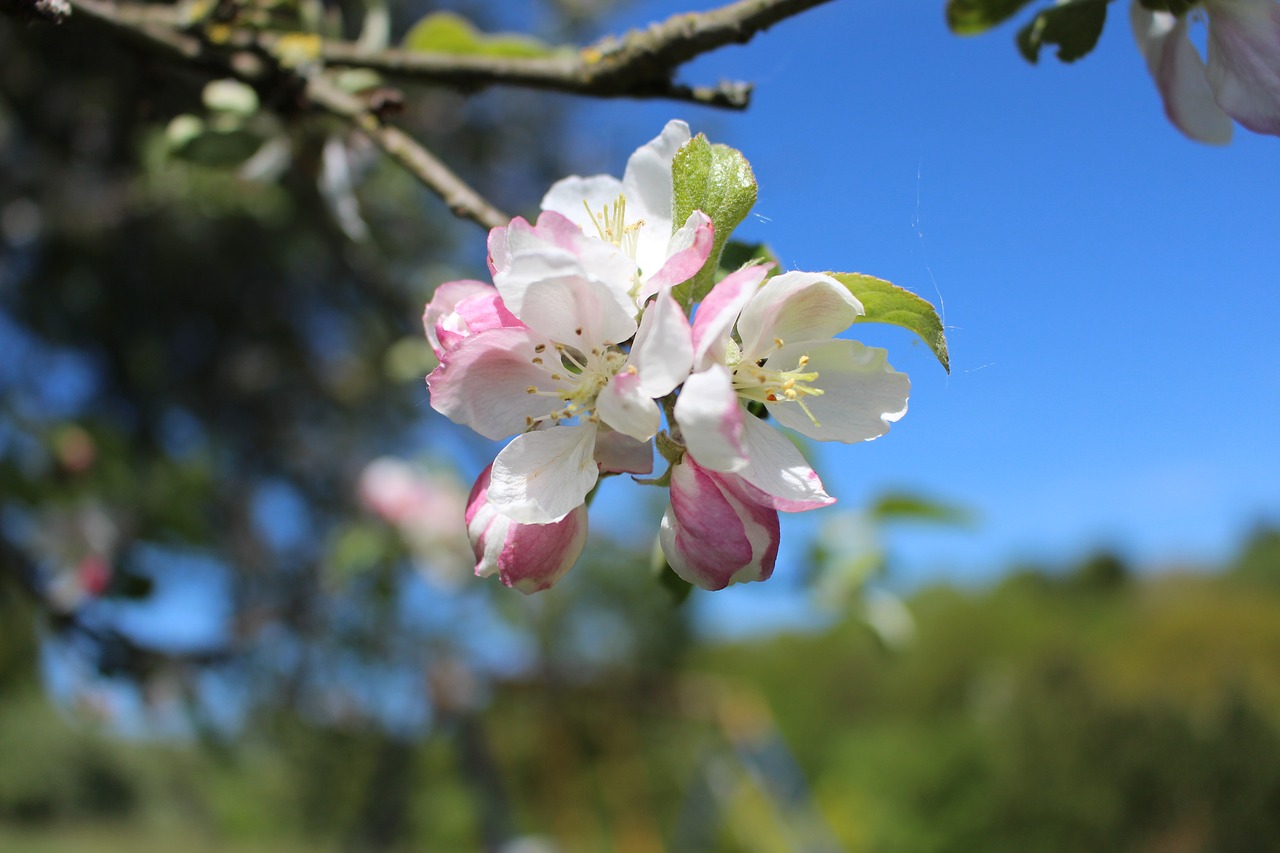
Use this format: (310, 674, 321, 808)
(1017, 0, 1108, 64)
(829, 273, 950, 373)
(403, 11, 558, 58)
(717, 240, 780, 278)
(946, 0, 1039, 33)
(670, 134, 758, 308)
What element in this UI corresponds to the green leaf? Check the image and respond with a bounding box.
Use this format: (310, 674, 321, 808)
(403, 11, 557, 58)
(171, 128, 267, 168)
(946, 0, 1039, 33)
(1017, 0, 1108, 64)
(869, 492, 974, 525)
(1136, 0, 1197, 14)
(670, 135, 758, 308)
(717, 240, 779, 277)
(829, 273, 950, 373)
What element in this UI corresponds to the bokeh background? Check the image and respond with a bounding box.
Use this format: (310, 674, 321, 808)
(2, 0, 1279, 850)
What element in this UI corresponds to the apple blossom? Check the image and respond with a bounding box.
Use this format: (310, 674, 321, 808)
(1131, 0, 1280, 143)
(465, 464, 588, 594)
(428, 235, 695, 522)
(421, 119, 944, 595)
(538, 119, 714, 303)
(672, 264, 909, 511)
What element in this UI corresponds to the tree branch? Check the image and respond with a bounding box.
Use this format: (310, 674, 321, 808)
(55, 0, 833, 229)
(303, 75, 510, 230)
(291, 0, 836, 108)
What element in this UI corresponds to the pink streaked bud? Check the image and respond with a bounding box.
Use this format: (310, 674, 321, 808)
(659, 455, 780, 591)
(465, 465, 588, 594)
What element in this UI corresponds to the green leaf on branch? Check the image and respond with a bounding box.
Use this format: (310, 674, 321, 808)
(946, 0, 1039, 33)
(670, 134, 758, 308)
(1017, 0, 1108, 63)
(829, 273, 950, 373)
(403, 11, 559, 57)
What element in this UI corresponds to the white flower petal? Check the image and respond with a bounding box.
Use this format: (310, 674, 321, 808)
(736, 271, 863, 360)
(1130, 3, 1235, 143)
(766, 340, 910, 444)
(735, 415, 835, 512)
(630, 288, 693, 397)
(594, 429, 654, 475)
(1206, 0, 1280, 136)
(596, 369, 662, 442)
(622, 119, 691, 275)
(674, 365, 747, 473)
(496, 215, 640, 344)
(540, 174, 626, 234)
(489, 424, 600, 524)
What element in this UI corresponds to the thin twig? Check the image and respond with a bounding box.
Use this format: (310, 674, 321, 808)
(304, 75, 509, 230)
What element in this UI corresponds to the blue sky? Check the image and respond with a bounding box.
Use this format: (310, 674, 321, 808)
(553, 0, 1280, 593)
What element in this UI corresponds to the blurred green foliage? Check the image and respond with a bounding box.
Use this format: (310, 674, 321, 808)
(1, 529, 1278, 850)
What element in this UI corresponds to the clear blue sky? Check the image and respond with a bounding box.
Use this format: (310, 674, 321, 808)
(545, 0, 1280, 597)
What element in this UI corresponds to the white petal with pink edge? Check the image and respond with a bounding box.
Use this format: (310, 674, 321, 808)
(488, 424, 601, 524)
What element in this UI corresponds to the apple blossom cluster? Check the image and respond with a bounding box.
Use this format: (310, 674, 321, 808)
(1131, 0, 1280, 143)
(424, 121, 934, 594)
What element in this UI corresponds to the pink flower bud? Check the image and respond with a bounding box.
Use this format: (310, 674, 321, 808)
(465, 465, 588, 593)
(660, 455, 780, 591)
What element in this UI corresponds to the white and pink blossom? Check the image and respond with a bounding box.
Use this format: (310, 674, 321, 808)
(672, 264, 909, 512)
(428, 135, 713, 525)
(1131, 0, 1280, 142)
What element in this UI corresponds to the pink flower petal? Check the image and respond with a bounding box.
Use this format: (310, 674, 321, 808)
(690, 264, 770, 368)
(423, 279, 494, 358)
(427, 327, 563, 441)
(638, 210, 715, 299)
